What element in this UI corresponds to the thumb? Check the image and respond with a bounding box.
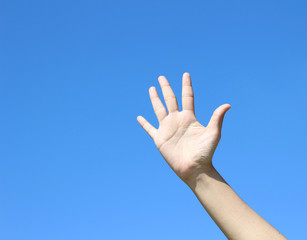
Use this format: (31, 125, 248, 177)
(207, 104, 231, 131)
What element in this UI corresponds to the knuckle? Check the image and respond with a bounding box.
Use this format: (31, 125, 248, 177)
(165, 95, 177, 100)
(150, 95, 159, 100)
(182, 93, 194, 97)
(156, 107, 167, 114)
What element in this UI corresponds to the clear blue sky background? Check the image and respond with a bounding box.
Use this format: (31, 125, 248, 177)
(0, 1, 306, 239)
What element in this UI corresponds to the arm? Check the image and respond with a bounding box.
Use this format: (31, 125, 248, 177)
(187, 166, 286, 240)
(137, 73, 286, 240)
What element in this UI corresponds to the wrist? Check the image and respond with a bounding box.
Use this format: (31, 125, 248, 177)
(184, 163, 217, 191)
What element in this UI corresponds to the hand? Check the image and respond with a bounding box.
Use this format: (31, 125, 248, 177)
(137, 73, 231, 184)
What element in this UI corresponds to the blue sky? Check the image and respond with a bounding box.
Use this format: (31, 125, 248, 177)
(0, 0, 306, 239)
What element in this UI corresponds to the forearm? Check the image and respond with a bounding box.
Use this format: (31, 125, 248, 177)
(186, 164, 287, 240)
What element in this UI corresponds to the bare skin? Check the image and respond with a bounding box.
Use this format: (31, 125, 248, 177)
(137, 73, 287, 240)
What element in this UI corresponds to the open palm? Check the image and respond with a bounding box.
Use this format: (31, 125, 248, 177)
(137, 73, 230, 183)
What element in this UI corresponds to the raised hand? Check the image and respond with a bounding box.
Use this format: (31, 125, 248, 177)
(137, 73, 287, 240)
(137, 73, 231, 183)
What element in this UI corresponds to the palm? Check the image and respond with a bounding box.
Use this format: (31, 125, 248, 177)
(137, 73, 230, 182)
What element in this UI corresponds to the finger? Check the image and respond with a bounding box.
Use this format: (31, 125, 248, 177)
(149, 87, 168, 122)
(182, 72, 194, 113)
(137, 115, 157, 139)
(207, 104, 231, 131)
(158, 76, 179, 113)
